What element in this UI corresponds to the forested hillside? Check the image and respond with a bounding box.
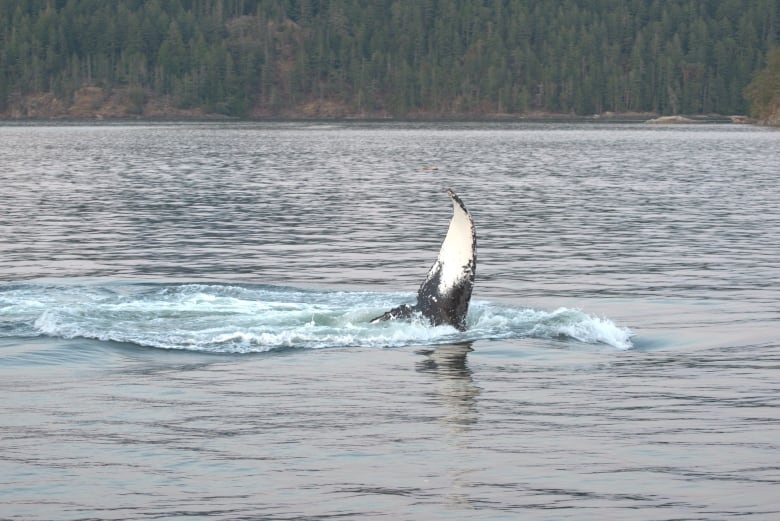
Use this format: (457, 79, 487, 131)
(1, 0, 778, 118)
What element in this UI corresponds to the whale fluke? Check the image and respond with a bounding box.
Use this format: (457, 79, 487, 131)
(372, 189, 476, 331)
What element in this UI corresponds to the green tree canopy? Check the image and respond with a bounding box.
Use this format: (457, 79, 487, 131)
(1, 0, 778, 117)
(744, 48, 780, 122)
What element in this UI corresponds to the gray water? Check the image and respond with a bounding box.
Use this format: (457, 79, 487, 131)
(0, 121, 778, 520)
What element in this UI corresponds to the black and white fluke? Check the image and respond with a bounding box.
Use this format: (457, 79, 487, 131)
(372, 189, 476, 331)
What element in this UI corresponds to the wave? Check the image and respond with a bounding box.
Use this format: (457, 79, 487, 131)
(0, 282, 634, 353)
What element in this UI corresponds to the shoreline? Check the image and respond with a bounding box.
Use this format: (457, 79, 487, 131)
(0, 88, 754, 124)
(0, 112, 746, 125)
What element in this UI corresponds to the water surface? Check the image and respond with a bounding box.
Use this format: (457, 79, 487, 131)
(1, 122, 778, 520)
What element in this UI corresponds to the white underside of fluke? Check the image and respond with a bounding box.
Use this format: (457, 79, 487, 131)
(433, 196, 475, 294)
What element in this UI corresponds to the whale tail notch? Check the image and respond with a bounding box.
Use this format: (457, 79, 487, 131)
(372, 189, 476, 331)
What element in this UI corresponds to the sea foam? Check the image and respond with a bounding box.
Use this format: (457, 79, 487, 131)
(5, 282, 633, 352)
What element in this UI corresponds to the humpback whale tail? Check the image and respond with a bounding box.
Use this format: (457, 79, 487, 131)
(372, 189, 476, 331)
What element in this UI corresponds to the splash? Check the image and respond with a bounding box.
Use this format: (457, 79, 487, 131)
(1, 282, 633, 352)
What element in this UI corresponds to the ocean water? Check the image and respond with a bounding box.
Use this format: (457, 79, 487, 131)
(0, 121, 778, 520)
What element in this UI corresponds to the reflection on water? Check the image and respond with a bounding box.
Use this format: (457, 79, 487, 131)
(417, 343, 480, 429)
(417, 343, 474, 379)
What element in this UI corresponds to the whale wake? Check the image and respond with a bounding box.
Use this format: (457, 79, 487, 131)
(1, 281, 633, 352)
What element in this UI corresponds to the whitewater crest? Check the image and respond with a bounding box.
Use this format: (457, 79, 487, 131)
(1, 282, 633, 353)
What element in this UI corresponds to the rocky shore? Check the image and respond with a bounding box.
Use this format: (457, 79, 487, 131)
(0, 87, 758, 124)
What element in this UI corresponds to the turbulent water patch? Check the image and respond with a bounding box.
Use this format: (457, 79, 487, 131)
(0, 282, 634, 352)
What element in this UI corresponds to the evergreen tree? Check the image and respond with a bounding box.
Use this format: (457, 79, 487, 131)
(744, 47, 780, 121)
(0, 0, 778, 118)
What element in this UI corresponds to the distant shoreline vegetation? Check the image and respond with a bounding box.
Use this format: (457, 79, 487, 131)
(1, 1, 778, 124)
(0, 90, 743, 125)
(744, 48, 780, 126)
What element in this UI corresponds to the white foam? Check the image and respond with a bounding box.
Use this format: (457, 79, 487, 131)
(469, 303, 633, 349)
(543, 307, 633, 349)
(8, 282, 634, 352)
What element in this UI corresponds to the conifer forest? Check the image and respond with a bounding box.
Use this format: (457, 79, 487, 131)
(1, 0, 779, 119)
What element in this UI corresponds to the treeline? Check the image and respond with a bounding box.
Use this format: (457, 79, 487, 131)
(1, 0, 778, 117)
